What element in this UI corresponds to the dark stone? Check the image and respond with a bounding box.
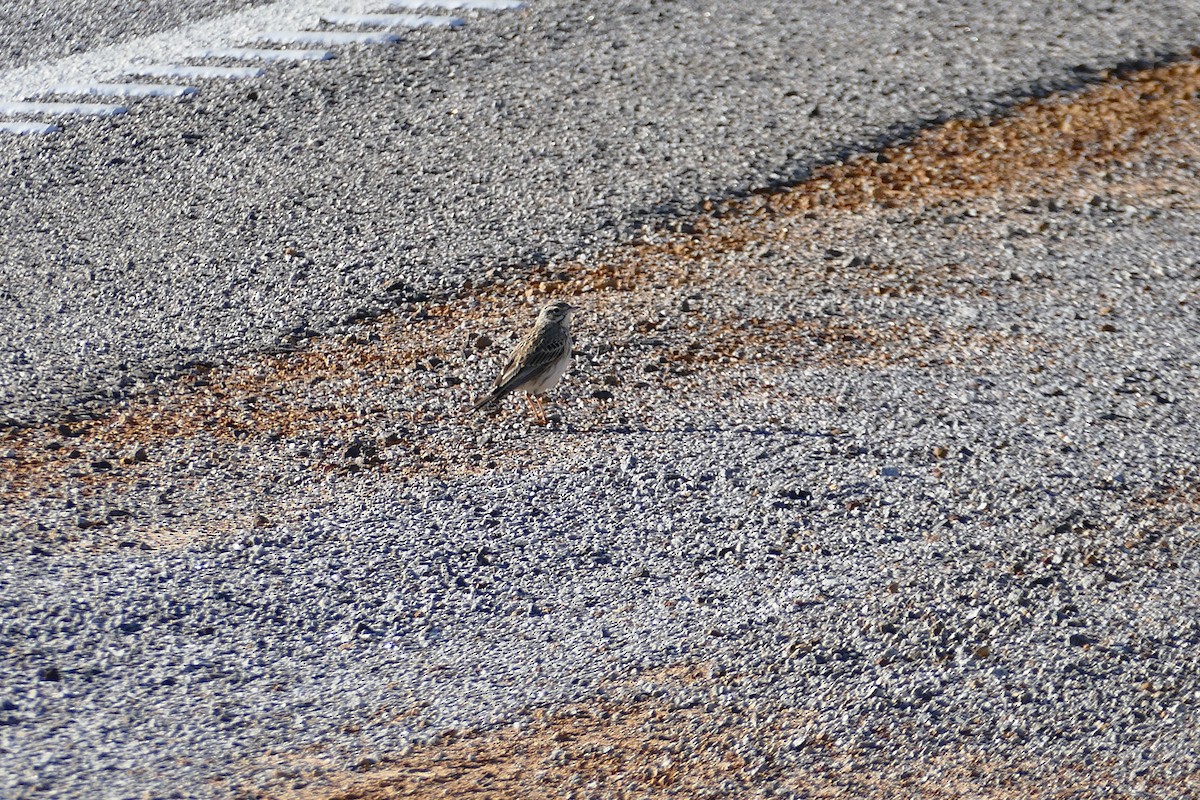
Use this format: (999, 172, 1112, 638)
(38, 666, 61, 682)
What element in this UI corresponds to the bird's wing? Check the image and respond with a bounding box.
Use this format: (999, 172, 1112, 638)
(471, 332, 567, 412)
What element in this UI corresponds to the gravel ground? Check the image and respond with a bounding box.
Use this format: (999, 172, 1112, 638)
(2, 0, 1199, 422)
(0, 0, 278, 71)
(2, 60, 1199, 798)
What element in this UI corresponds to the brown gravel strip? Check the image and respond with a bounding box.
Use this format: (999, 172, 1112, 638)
(4, 56, 1200, 800)
(4, 58, 1200, 554)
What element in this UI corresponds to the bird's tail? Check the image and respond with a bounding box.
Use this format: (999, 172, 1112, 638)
(470, 392, 499, 414)
(470, 382, 517, 414)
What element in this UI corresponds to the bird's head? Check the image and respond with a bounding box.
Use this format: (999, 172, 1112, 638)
(539, 300, 574, 326)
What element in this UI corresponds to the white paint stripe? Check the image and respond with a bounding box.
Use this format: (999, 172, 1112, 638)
(386, 0, 525, 9)
(126, 65, 265, 80)
(320, 13, 465, 28)
(49, 82, 198, 98)
(255, 30, 403, 46)
(0, 101, 127, 116)
(0, 120, 61, 134)
(0, 0, 495, 101)
(191, 47, 335, 62)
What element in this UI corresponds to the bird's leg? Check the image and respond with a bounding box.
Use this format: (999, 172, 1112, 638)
(525, 394, 547, 425)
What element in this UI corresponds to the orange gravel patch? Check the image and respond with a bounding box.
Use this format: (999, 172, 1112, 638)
(239, 665, 1196, 800)
(3, 57, 1200, 553)
(755, 57, 1200, 213)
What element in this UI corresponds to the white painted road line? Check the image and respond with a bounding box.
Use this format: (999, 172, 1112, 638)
(0, 120, 62, 134)
(126, 65, 265, 80)
(0, 100, 127, 116)
(386, 0, 525, 9)
(0, 0, 500, 101)
(191, 47, 336, 62)
(255, 31, 403, 46)
(320, 13, 465, 28)
(48, 82, 198, 98)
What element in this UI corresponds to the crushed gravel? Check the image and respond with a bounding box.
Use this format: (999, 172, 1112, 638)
(2, 0, 1200, 422)
(2, 58, 1199, 798)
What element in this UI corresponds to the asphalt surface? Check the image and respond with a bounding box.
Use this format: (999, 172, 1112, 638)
(2, 3, 1200, 800)
(3, 105, 1200, 794)
(1, 0, 1199, 422)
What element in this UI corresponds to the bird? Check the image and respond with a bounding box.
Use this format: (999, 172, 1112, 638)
(471, 300, 575, 424)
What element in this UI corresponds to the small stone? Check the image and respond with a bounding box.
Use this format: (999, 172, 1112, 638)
(932, 446, 949, 459)
(973, 645, 990, 659)
(1069, 633, 1097, 647)
(591, 389, 614, 401)
(473, 334, 493, 351)
(91, 460, 113, 472)
(37, 666, 61, 682)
